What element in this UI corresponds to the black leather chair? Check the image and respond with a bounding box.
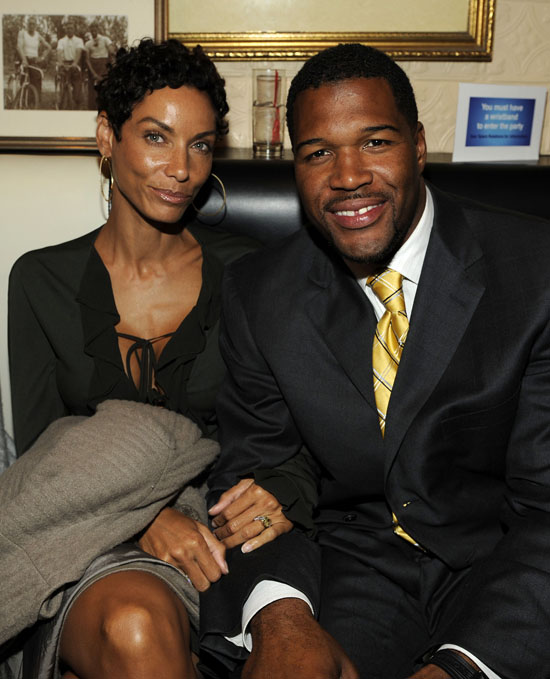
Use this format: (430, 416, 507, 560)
(194, 156, 550, 244)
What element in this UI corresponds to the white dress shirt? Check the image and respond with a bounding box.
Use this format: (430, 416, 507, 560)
(57, 35, 84, 62)
(357, 185, 433, 319)
(226, 188, 500, 678)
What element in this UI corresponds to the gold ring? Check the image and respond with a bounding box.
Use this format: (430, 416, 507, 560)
(254, 515, 272, 529)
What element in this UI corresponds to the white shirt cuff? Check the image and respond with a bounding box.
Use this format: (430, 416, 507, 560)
(440, 644, 501, 679)
(225, 580, 313, 650)
(223, 592, 501, 677)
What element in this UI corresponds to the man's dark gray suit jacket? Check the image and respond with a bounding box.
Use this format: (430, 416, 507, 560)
(201, 186, 550, 678)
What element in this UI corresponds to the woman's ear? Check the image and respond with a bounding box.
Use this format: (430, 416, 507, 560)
(96, 112, 114, 157)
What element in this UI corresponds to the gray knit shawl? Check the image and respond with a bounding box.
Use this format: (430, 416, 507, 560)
(0, 399, 219, 645)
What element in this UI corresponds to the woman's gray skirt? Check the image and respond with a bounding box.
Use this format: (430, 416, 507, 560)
(22, 543, 199, 679)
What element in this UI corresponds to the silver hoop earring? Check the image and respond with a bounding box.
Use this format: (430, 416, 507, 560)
(99, 155, 113, 211)
(193, 173, 227, 218)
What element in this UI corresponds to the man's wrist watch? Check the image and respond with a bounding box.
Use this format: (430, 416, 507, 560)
(429, 649, 486, 679)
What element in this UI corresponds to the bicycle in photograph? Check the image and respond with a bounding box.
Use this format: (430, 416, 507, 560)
(5, 64, 42, 110)
(55, 63, 82, 110)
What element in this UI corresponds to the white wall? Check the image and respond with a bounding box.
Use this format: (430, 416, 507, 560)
(1, 0, 549, 437)
(0, 155, 105, 437)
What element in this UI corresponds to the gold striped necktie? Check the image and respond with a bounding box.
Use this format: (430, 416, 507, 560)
(367, 268, 409, 436)
(367, 268, 418, 547)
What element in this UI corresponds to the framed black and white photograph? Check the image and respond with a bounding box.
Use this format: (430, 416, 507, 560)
(0, 0, 165, 150)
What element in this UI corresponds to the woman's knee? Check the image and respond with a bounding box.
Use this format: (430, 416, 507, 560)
(61, 570, 192, 671)
(101, 595, 184, 656)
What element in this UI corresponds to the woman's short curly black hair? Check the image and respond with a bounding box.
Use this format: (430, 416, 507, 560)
(286, 43, 418, 146)
(96, 38, 228, 140)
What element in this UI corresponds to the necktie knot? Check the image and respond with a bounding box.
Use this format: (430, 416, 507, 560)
(368, 267, 409, 438)
(367, 268, 406, 315)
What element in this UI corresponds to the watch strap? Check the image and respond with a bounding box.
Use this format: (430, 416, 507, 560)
(429, 649, 486, 679)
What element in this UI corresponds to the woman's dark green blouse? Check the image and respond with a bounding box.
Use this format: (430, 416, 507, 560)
(8, 222, 256, 455)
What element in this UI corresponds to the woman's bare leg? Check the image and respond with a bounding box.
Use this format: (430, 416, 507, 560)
(59, 570, 198, 679)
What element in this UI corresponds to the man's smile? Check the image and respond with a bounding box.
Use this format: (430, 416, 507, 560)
(327, 199, 388, 229)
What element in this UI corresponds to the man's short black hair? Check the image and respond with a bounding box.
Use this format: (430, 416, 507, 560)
(286, 43, 418, 145)
(96, 38, 228, 141)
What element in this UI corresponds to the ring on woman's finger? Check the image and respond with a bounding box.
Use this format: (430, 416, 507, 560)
(181, 571, 192, 585)
(254, 515, 272, 529)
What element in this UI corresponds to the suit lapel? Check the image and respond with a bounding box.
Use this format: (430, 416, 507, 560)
(300, 189, 487, 467)
(305, 244, 378, 413)
(383, 188, 486, 470)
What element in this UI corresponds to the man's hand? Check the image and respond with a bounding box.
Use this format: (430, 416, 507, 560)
(209, 478, 293, 552)
(242, 598, 359, 679)
(138, 507, 228, 591)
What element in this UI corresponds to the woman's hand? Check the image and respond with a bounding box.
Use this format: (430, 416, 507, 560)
(138, 507, 228, 591)
(209, 478, 293, 553)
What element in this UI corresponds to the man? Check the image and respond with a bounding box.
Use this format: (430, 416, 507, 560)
(202, 44, 550, 679)
(56, 21, 84, 108)
(16, 16, 51, 102)
(84, 23, 113, 109)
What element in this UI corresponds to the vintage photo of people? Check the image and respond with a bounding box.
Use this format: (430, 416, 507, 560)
(3, 14, 128, 110)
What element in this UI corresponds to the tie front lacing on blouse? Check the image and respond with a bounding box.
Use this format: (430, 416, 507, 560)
(116, 331, 175, 405)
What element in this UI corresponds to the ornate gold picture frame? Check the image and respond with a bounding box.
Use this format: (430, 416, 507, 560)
(166, 0, 495, 61)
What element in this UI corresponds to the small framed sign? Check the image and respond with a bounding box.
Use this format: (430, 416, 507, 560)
(452, 83, 547, 162)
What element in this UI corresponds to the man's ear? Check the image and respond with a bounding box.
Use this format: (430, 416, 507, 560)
(96, 112, 114, 157)
(415, 121, 427, 173)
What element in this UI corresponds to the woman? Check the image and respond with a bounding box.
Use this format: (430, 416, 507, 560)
(8, 39, 291, 679)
